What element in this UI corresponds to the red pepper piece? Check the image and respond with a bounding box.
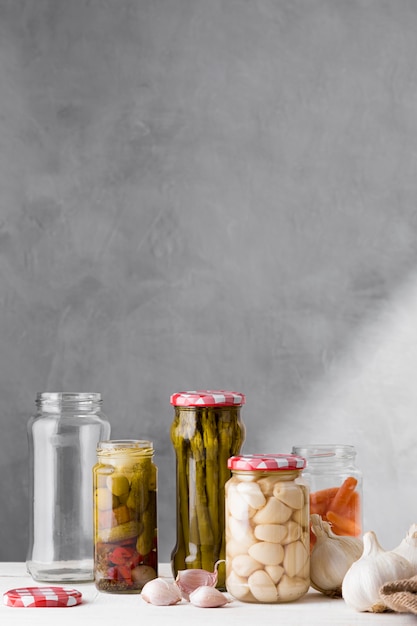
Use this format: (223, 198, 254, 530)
(109, 546, 134, 565)
(117, 564, 133, 584)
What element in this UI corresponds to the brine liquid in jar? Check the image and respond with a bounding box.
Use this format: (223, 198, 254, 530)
(292, 444, 363, 550)
(170, 390, 246, 589)
(225, 454, 310, 603)
(93, 440, 158, 593)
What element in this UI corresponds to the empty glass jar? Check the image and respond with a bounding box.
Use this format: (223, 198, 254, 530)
(26, 392, 111, 582)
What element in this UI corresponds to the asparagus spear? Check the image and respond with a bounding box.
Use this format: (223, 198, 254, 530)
(189, 425, 214, 571)
(170, 415, 191, 571)
(201, 408, 220, 557)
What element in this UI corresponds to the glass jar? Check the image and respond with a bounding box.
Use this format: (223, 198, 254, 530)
(292, 444, 363, 547)
(93, 440, 158, 593)
(170, 390, 246, 589)
(26, 392, 111, 582)
(225, 454, 310, 603)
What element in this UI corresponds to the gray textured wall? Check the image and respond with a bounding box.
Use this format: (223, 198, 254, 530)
(1, 0, 417, 563)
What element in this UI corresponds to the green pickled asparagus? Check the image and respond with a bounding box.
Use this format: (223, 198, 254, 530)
(171, 404, 245, 587)
(189, 427, 214, 570)
(201, 408, 220, 553)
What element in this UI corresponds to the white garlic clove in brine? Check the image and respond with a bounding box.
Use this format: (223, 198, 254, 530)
(237, 481, 266, 509)
(273, 482, 304, 510)
(247, 569, 278, 603)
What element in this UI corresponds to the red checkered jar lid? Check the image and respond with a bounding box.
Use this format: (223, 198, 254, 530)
(170, 390, 245, 407)
(228, 454, 306, 471)
(3, 586, 82, 608)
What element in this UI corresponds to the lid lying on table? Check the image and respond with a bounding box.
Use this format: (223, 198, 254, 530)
(170, 390, 246, 407)
(3, 586, 82, 608)
(228, 454, 306, 471)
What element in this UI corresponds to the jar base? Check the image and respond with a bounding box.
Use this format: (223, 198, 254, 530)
(26, 560, 94, 582)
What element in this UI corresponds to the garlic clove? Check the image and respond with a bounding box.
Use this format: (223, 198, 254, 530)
(141, 577, 183, 605)
(237, 481, 266, 509)
(253, 497, 292, 525)
(342, 530, 415, 612)
(175, 562, 221, 600)
(273, 482, 305, 510)
(247, 569, 278, 603)
(189, 585, 230, 608)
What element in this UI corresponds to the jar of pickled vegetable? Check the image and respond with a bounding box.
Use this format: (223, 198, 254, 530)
(93, 440, 158, 593)
(291, 444, 363, 548)
(225, 454, 310, 603)
(170, 390, 246, 589)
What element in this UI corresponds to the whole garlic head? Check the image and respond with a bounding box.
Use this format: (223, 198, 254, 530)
(310, 514, 363, 597)
(342, 530, 414, 612)
(392, 523, 417, 574)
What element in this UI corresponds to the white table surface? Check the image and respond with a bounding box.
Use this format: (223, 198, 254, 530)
(0, 562, 415, 625)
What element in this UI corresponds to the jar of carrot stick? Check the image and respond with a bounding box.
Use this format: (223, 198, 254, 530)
(291, 445, 362, 547)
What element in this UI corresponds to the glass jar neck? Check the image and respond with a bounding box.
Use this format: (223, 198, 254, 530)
(292, 445, 356, 468)
(36, 392, 102, 414)
(97, 439, 154, 459)
(232, 469, 301, 480)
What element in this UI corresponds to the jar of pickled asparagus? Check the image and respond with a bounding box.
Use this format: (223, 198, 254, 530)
(170, 390, 246, 590)
(225, 454, 310, 603)
(93, 440, 158, 593)
(292, 444, 363, 548)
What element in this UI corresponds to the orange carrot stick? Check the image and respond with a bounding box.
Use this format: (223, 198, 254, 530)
(310, 487, 338, 516)
(329, 477, 358, 515)
(326, 509, 361, 537)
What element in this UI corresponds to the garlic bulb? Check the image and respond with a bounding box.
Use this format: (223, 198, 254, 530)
(310, 514, 363, 597)
(141, 578, 182, 606)
(342, 530, 414, 612)
(392, 523, 417, 574)
(189, 585, 230, 608)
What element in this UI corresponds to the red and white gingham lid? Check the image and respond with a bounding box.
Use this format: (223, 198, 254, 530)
(170, 390, 246, 407)
(3, 586, 82, 608)
(228, 454, 306, 471)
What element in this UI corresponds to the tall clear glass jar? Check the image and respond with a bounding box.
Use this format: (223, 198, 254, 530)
(26, 392, 111, 582)
(292, 444, 363, 547)
(93, 440, 158, 593)
(225, 454, 310, 603)
(170, 390, 246, 590)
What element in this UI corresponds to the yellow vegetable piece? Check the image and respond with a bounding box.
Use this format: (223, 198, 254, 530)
(106, 474, 130, 497)
(95, 488, 119, 511)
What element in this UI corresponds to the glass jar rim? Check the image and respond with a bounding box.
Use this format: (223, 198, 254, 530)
(292, 444, 356, 460)
(97, 439, 153, 452)
(37, 392, 102, 404)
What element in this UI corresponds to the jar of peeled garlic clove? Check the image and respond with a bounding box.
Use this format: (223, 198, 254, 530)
(225, 454, 310, 603)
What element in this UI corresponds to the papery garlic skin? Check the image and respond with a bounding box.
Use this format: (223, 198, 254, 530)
(175, 562, 221, 600)
(141, 578, 182, 606)
(189, 585, 230, 608)
(310, 514, 363, 597)
(342, 530, 414, 612)
(392, 523, 417, 574)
